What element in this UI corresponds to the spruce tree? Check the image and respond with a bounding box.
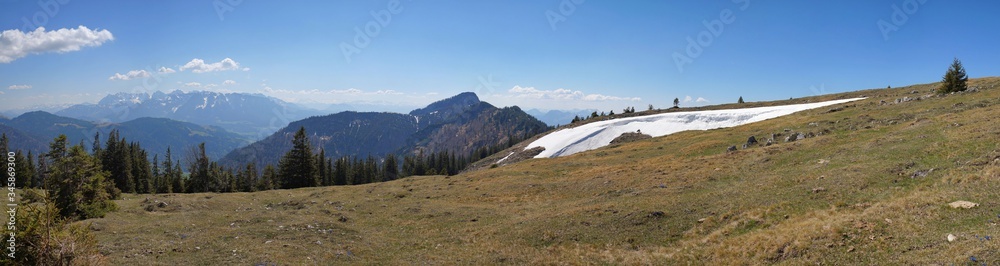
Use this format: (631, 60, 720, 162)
(738, 96, 745, 104)
(673, 98, 680, 108)
(46, 136, 118, 220)
(278, 127, 318, 189)
(259, 164, 277, 190)
(938, 58, 969, 93)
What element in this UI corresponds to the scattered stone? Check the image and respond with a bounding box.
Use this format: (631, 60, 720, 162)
(880, 100, 887, 105)
(765, 138, 773, 146)
(910, 168, 935, 178)
(746, 136, 758, 146)
(727, 146, 737, 152)
(818, 159, 829, 164)
(649, 211, 665, 218)
(826, 107, 844, 113)
(697, 218, 707, 223)
(947, 234, 957, 242)
(338, 216, 349, 223)
(812, 187, 826, 193)
(948, 201, 979, 209)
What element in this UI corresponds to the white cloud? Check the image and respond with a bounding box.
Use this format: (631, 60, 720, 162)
(0, 91, 4, 95)
(242, 67, 250, 71)
(683, 96, 693, 103)
(183, 82, 202, 87)
(0, 26, 114, 63)
(696, 97, 709, 103)
(375, 90, 402, 95)
(108, 70, 151, 81)
(506, 86, 640, 102)
(179, 58, 242, 73)
(7, 84, 31, 90)
(158, 67, 176, 74)
(222, 80, 237, 85)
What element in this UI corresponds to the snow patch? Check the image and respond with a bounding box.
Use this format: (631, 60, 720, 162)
(496, 151, 515, 164)
(527, 98, 865, 158)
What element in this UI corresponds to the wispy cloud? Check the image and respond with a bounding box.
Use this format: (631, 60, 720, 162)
(158, 67, 176, 74)
(7, 84, 31, 90)
(108, 70, 151, 81)
(222, 80, 237, 85)
(0, 26, 114, 63)
(683, 95, 709, 103)
(506, 86, 641, 102)
(179, 58, 243, 73)
(183, 82, 202, 87)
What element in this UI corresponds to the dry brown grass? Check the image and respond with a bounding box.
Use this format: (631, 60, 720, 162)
(87, 77, 1000, 264)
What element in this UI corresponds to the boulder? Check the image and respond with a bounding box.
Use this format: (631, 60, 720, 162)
(746, 136, 758, 146)
(727, 146, 737, 152)
(948, 201, 979, 209)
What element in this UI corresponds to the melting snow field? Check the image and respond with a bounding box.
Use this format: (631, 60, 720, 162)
(527, 98, 865, 158)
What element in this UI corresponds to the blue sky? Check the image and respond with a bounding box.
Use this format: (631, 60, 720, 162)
(2, 0, 999, 112)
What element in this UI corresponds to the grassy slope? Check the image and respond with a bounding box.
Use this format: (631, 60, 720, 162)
(86, 78, 1000, 265)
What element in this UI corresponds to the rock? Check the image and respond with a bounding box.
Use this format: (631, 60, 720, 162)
(765, 138, 773, 146)
(727, 146, 738, 152)
(948, 201, 979, 209)
(910, 168, 935, 178)
(746, 136, 758, 146)
(785, 133, 805, 142)
(812, 187, 826, 193)
(947, 234, 957, 242)
(697, 218, 707, 223)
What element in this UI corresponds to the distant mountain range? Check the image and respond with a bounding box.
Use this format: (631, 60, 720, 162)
(0, 111, 249, 160)
(220, 92, 548, 169)
(54, 90, 323, 138)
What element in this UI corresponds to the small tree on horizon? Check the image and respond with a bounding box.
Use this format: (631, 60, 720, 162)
(938, 58, 968, 94)
(673, 98, 680, 108)
(738, 96, 745, 104)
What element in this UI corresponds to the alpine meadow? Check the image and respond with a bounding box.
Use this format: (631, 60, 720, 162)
(2, 1, 1000, 265)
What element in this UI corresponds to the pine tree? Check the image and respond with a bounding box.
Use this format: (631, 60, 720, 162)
(673, 98, 680, 108)
(151, 154, 161, 193)
(188, 143, 211, 193)
(244, 162, 258, 192)
(278, 127, 318, 189)
(334, 157, 349, 186)
(162, 147, 175, 193)
(738, 96, 745, 104)
(316, 148, 328, 186)
(46, 136, 118, 220)
(938, 58, 969, 93)
(102, 130, 135, 193)
(259, 164, 277, 190)
(0, 133, 7, 162)
(24, 151, 36, 188)
(172, 160, 184, 193)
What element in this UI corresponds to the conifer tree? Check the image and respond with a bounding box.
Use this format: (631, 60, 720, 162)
(673, 98, 680, 108)
(738, 96, 745, 104)
(188, 143, 211, 192)
(259, 164, 277, 190)
(278, 127, 318, 189)
(938, 58, 969, 93)
(46, 135, 118, 220)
